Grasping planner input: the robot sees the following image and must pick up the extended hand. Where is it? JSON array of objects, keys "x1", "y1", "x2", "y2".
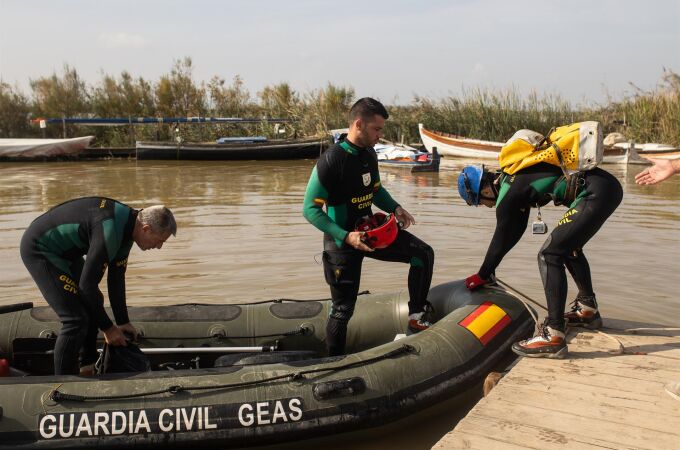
[
  {"x1": 635, "y1": 158, "x2": 679, "y2": 185},
  {"x1": 345, "y1": 231, "x2": 374, "y2": 252},
  {"x1": 103, "y1": 325, "x2": 128, "y2": 347},
  {"x1": 395, "y1": 206, "x2": 415, "y2": 230}
]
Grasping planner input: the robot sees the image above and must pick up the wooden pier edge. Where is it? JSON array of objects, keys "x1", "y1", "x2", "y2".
[{"x1": 434, "y1": 318, "x2": 680, "y2": 449}]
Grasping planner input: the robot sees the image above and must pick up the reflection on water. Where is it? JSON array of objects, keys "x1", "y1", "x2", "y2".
[{"x1": 0, "y1": 158, "x2": 679, "y2": 447}]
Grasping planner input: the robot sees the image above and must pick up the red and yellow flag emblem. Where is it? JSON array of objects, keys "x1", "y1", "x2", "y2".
[{"x1": 459, "y1": 301, "x2": 511, "y2": 345}]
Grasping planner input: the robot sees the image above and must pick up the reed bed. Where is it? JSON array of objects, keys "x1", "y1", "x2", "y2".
[{"x1": 1, "y1": 61, "x2": 678, "y2": 147}]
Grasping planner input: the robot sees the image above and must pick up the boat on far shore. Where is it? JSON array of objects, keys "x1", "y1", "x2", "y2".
[
  {"x1": 417, "y1": 124, "x2": 668, "y2": 165},
  {"x1": 0, "y1": 136, "x2": 94, "y2": 161},
  {"x1": 135, "y1": 136, "x2": 327, "y2": 160}
]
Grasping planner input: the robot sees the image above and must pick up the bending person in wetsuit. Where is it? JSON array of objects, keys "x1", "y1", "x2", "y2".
[
  {"x1": 20, "y1": 198, "x2": 176, "y2": 375},
  {"x1": 458, "y1": 163, "x2": 622, "y2": 358},
  {"x1": 303, "y1": 97, "x2": 435, "y2": 356}
]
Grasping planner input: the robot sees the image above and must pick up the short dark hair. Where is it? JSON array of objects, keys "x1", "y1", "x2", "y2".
[{"x1": 348, "y1": 97, "x2": 389, "y2": 124}]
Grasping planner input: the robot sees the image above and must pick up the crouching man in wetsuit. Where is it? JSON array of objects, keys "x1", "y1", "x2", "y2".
[
  {"x1": 303, "y1": 98, "x2": 435, "y2": 356},
  {"x1": 20, "y1": 197, "x2": 177, "y2": 375},
  {"x1": 458, "y1": 163, "x2": 622, "y2": 358}
]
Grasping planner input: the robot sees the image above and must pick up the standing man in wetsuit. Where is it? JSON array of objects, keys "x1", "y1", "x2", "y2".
[
  {"x1": 20, "y1": 197, "x2": 177, "y2": 375},
  {"x1": 303, "y1": 97, "x2": 435, "y2": 356},
  {"x1": 458, "y1": 163, "x2": 622, "y2": 358}
]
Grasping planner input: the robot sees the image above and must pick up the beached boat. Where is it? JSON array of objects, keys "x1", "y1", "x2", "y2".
[
  {"x1": 418, "y1": 124, "x2": 635, "y2": 164},
  {"x1": 0, "y1": 280, "x2": 533, "y2": 448},
  {"x1": 0, "y1": 136, "x2": 94, "y2": 161},
  {"x1": 135, "y1": 137, "x2": 326, "y2": 160},
  {"x1": 375, "y1": 143, "x2": 440, "y2": 172}
]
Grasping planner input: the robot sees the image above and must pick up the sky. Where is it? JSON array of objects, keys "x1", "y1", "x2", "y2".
[{"x1": 0, "y1": 0, "x2": 679, "y2": 106}]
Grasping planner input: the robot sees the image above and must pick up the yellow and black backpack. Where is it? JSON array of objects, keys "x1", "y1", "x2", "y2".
[{"x1": 498, "y1": 121, "x2": 603, "y2": 205}]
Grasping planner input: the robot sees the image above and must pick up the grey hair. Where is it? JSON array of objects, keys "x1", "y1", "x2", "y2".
[{"x1": 138, "y1": 205, "x2": 177, "y2": 236}]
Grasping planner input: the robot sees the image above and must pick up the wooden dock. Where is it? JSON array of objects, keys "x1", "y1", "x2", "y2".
[{"x1": 434, "y1": 319, "x2": 680, "y2": 449}]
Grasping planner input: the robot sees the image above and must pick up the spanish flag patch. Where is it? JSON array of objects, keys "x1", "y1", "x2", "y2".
[{"x1": 458, "y1": 301, "x2": 511, "y2": 345}]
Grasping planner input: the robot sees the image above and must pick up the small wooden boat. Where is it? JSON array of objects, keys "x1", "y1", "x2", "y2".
[
  {"x1": 418, "y1": 124, "x2": 635, "y2": 164},
  {"x1": 615, "y1": 143, "x2": 680, "y2": 162},
  {"x1": 0, "y1": 280, "x2": 533, "y2": 448},
  {"x1": 0, "y1": 136, "x2": 94, "y2": 161},
  {"x1": 135, "y1": 137, "x2": 326, "y2": 160}
]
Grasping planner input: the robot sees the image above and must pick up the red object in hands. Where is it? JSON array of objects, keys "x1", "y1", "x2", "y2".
[
  {"x1": 355, "y1": 213, "x2": 398, "y2": 249},
  {"x1": 0, "y1": 358, "x2": 9, "y2": 377},
  {"x1": 465, "y1": 273, "x2": 487, "y2": 290}
]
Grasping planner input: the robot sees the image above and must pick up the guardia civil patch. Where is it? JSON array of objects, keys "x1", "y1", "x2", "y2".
[{"x1": 362, "y1": 172, "x2": 371, "y2": 186}]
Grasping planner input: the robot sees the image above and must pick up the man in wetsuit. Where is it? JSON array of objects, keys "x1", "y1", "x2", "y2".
[
  {"x1": 458, "y1": 163, "x2": 622, "y2": 358},
  {"x1": 303, "y1": 97, "x2": 435, "y2": 356},
  {"x1": 20, "y1": 197, "x2": 177, "y2": 375}
]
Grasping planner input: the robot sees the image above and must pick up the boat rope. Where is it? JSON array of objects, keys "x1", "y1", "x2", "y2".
[
  {"x1": 139, "y1": 326, "x2": 307, "y2": 340},
  {"x1": 487, "y1": 278, "x2": 543, "y2": 326},
  {"x1": 247, "y1": 291, "x2": 370, "y2": 305},
  {"x1": 494, "y1": 278, "x2": 549, "y2": 314},
  {"x1": 49, "y1": 344, "x2": 417, "y2": 403}
]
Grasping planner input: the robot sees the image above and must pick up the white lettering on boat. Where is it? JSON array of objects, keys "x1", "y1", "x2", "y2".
[
  {"x1": 38, "y1": 399, "x2": 298, "y2": 440},
  {"x1": 237, "y1": 398, "x2": 304, "y2": 427}
]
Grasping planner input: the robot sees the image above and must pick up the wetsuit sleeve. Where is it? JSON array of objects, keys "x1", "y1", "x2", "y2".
[
  {"x1": 107, "y1": 242, "x2": 132, "y2": 325},
  {"x1": 478, "y1": 198, "x2": 530, "y2": 280},
  {"x1": 372, "y1": 176, "x2": 399, "y2": 213},
  {"x1": 78, "y1": 224, "x2": 114, "y2": 331},
  {"x1": 302, "y1": 166, "x2": 349, "y2": 243}
]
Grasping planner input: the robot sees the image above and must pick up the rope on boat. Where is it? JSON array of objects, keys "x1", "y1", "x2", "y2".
[
  {"x1": 247, "y1": 290, "x2": 370, "y2": 305},
  {"x1": 49, "y1": 344, "x2": 417, "y2": 403},
  {"x1": 140, "y1": 326, "x2": 307, "y2": 340}
]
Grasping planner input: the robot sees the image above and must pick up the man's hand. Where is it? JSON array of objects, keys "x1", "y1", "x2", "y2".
[
  {"x1": 394, "y1": 206, "x2": 415, "y2": 230},
  {"x1": 103, "y1": 325, "x2": 128, "y2": 347},
  {"x1": 118, "y1": 322, "x2": 139, "y2": 342},
  {"x1": 345, "y1": 231, "x2": 374, "y2": 252},
  {"x1": 635, "y1": 158, "x2": 680, "y2": 185}
]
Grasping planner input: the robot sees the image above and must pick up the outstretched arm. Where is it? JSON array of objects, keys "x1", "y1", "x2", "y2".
[{"x1": 635, "y1": 158, "x2": 680, "y2": 185}]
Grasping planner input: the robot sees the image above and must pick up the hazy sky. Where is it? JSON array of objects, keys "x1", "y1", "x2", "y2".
[{"x1": 1, "y1": 0, "x2": 678, "y2": 105}]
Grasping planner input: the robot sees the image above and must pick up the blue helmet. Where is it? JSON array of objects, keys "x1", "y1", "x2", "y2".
[{"x1": 457, "y1": 165, "x2": 485, "y2": 206}]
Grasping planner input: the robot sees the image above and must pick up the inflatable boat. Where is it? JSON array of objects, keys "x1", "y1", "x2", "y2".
[{"x1": 0, "y1": 280, "x2": 534, "y2": 448}]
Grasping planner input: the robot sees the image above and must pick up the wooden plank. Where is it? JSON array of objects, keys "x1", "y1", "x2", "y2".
[
  {"x1": 464, "y1": 399, "x2": 678, "y2": 449},
  {"x1": 447, "y1": 415, "x2": 646, "y2": 450}
]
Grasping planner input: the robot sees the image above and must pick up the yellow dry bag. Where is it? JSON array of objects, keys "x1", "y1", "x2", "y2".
[{"x1": 499, "y1": 121, "x2": 603, "y2": 176}]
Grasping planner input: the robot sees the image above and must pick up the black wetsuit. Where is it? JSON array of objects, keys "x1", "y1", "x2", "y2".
[
  {"x1": 20, "y1": 197, "x2": 137, "y2": 374},
  {"x1": 303, "y1": 139, "x2": 434, "y2": 356},
  {"x1": 479, "y1": 164, "x2": 622, "y2": 330}
]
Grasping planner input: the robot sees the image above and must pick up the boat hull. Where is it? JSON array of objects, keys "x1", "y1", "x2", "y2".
[
  {"x1": 0, "y1": 137, "x2": 94, "y2": 161},
  {"x1": 135, "y1": 138, "x2": 326, "y2": 160},
  {"x1": 0, "y1": 281, "x2": 534, "y2": 448}
]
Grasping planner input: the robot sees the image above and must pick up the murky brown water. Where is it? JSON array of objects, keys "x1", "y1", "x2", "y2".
[{"x1": 1, "y1": 158, "x2": 678, "y2": 447}]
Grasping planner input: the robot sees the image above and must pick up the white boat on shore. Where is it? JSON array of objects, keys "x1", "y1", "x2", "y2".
[
  {"x1": 417, "y1": 124, "x2": 656, "y2": 165},
  {"x1": 0, "y1": 136, "x2": 94, "y2": 160}
]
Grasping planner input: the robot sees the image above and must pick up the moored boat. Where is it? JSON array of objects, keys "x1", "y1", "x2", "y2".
[
  {"x1": 0, "y1": 280, "x2": 533, "y2": 448},
  {"x1": 0, "y1": 136, "x2": 94, "y2": 161},
  {"x1": 614, "y1": 142, "x2": 680, "y2": 162},
  {"x1": 135, "y1": 137, "x2": 326, "y2": 160},
  {"x1": 418, "y1": 124, "x2": 635, "y2": 164},
  {"x1": 375, "y1": 143, "x2": 440, "y2": 172}
]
